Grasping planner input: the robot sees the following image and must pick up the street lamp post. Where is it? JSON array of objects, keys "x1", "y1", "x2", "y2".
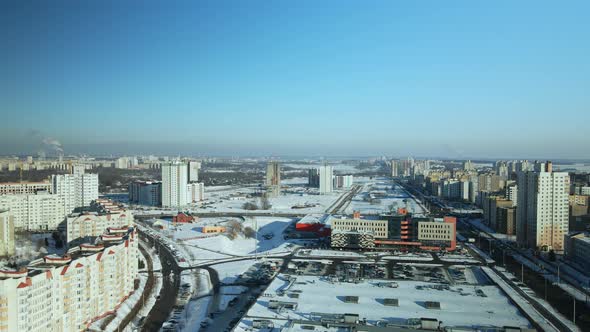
[{"x1": 573, "y1": 295, "x2": 576, "y2": 325}]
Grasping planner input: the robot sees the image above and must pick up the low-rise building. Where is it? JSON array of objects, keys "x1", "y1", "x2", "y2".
[
  {"x1": 417, "y1": 217, "x2": 457, "y2": 251},
  {"x1": 201, "y1": 226, "x2": 226, "y2": 234}
]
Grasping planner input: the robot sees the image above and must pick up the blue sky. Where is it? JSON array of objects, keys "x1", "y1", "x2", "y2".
[{"x1": 1, "y1": 1, "x2": 589, "y2": 158}]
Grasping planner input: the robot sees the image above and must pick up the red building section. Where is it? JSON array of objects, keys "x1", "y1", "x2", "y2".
[{"x1": 173, "y1": 213, "x2": 195, "y2": 223}]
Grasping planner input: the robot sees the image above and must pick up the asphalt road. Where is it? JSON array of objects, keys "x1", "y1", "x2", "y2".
[{"x1": 138, "y1": 233, "x2": 181, "y2": 331}]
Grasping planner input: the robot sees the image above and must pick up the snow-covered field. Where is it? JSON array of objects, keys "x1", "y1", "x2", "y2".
[
  {"x1": 179, "y1": 217, "x2": 295, "y2": 259},
  {"x1": 204, "y1": 189, "x2": 342, "y2": 214},
  {"x1": 213, "y1": 260, "x2": 255, "y2": 284},
  {"x1": 236, "y1": 274, "x2": 531, "y2": 330},
  {"x1": 345, "y1": 178, "x2": 427, "y2": 215}
]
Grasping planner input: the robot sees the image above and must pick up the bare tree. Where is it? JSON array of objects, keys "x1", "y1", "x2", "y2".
[
  {"x1": 244, "y1": 226, "x2": 256, "y2": 238},
  {"x1": 243, "y1": 201, "x2": 259, "y2": 210}
]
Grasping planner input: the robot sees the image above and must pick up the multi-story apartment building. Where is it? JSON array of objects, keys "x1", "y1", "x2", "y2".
[
  {"x1": 517, "y1": 162, "x2": 569, "y2": 251},
  {"x1": 497, "y1": 206, "x2": 517, "y2": 235},
  {"x1": 188, "y1": 161, "x2": 201, "y2": 183},
  {"x1": 506, "y1": 183, "x2": 518, "y2": 206},
  {"x1": 161, "y1": 161, "x2": 189, "y2": 207},
  {"x1": 333, "y1": 175, "x2": 354, "y2": 189},
  {"x1": 319, "y1": 165, "x2": 333, "y2": 194},
  {"x1": 0, "y1": 192, "x2": 65, "y2": 231},
  {"x1": 564, "y1": 232, "x2": 590, "y2": 270},
  {"x1": 390, "y1": 160, "x2": 398, "y2": 177},
  {"x1": 308, "y1": 169, "x2": 320, "y2": 187},
  {"x1": 0, "y1": 210, "x2": 15, "y2": 257},
  {"x1": 66, "y1": 199, "x2": 133, "y2": 245},
  {"x1": 187, "y1": 182, "x2": 205, "y2": 203},
  {"x1": 265, "y1": 161, "x2": 281, "y2": 197},
  {"x1": 51, "y1": 165, "x2": 99, "y2": 215},
  {"x1": 128, "y1": 180, "x2": 162, "y2": 206},
  {"x1": 0, "y1": 181, "x2": 52, "y2": 195},
  {"x1": 0, "y1": 228, "x2": 138, "y2": 332}
]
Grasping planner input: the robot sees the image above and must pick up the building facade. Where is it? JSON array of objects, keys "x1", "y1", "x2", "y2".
[
  {"x1": 161, "y1": 161, "x2": 189, "y2": 207},
  {"x1": 0, "y1": 210, "x2": 15, "y2": 257},
  {"x1": 51, "y1": 166, "x2": 99, "y2": 215},
  {"x1": 0, "y1": 193, "x2": 65, "y2": 231},
  {"x1": 0, "y1": 182, "x2": 52, "y2": 195},
  {"x1": 319, "y1": 165, "x2": 333, "y2": 194},
  {"x1": 0, "y1": 229, "x2": 138, "y2": 332},
  {"x1": 188, "y1": 161, "x2": 201, "y2": 183},
  {"x1": 66, "y1": 200, "x2": 133, "y2": 245},
  {"x1": 517, "y1": 163, "x2": 569, "y2": 251},
  {"x1": 564, "y1": 232, "x2": 590, "y2": 270},
  {"x1": 187, "y1": 182, "x2": 205, "y2": 203},
  {"x1": 128, "y1": 180, "x2": 162, "y2": 206},
  {"x1": 265, "y1": 161, "x2": 281, "y2": 197}
]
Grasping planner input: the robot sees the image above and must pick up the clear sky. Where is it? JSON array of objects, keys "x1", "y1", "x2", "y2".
[{"x1": 1, "y1": 1, "x2": 589, "y2": 159}]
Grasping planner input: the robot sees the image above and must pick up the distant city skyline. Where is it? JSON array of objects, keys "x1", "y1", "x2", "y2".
[{"x1": 2, "y1": 1, "x2": 589, "y2": 158}]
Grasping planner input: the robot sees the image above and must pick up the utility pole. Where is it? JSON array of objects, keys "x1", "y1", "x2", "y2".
[
  {"x1": 573, "y1": 295, "x2": 576, "y2": 324},
  {"x1": 521, "y1": 263, "x2": 524, "y2": 283}
]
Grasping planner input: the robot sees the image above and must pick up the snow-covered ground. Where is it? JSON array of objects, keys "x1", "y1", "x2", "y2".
[
  {"x1": 213, "y1": 260, "x2": 256, "y2": 284},
  {"x1": 236, "y1": 274, "x2": 531, "y2": 330},
  {"x1": 344, "y1": 178, "x2": 427, "y2": 215},
  {"x1": 172, "y1": 217, "x2": 294, "y2": 262}
]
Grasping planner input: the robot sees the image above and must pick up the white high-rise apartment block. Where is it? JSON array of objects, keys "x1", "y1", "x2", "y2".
[
  {"x1": 188, "y1": 161, "x2": 202, "y2": 182},
  {"x1": 0, "y1": 210, "x2": 15, "y2": 257},
  {"x1": 463, "y1": 160, "x2": 475, "y2": 172},
  {"x1": 506, "y1": 184, "x2": 518, "y2": 207},
  {"x1": 51, "y1": 165, "x2": 99, "y2": 215},
  {"x1": 162, "y1": 161, "x2": 189, "y2": 207},
  {"x1": 319, "y1": 165, "x2": 333, "y2": 194},
  {"x1": 187, "y1": 182, "x2": 205, "y2": 203},
  {"x1": 390, "y1": 160, "x2": 398, "y2": 177},
  {"x1": 0, "y1": 193, "x2": 65, "y2": 231},
  {"x1": 516, "y1": 162, "x2": 569, "y2": 251}
]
